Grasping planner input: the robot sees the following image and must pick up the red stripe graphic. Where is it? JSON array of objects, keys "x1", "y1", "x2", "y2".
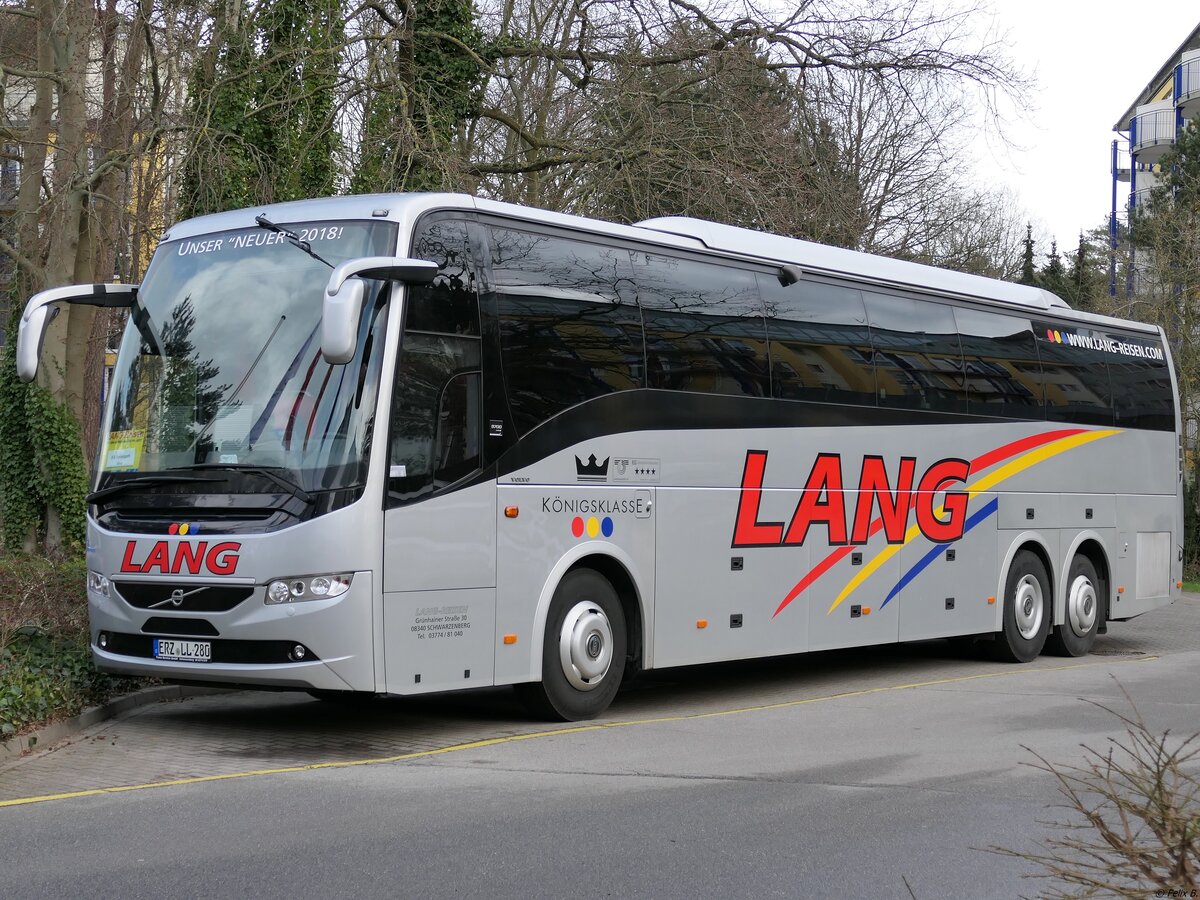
[{"x1": 771, "y1": 428, "x2": 1085, "y2": 618}]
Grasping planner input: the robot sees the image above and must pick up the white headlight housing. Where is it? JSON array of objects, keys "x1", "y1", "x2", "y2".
[
  {"x1": 87, "y1": 571, "x2": 110, "y2": 598},
  {"x1": 265, "y1": 573, "x2": 353, "y2": 604}
]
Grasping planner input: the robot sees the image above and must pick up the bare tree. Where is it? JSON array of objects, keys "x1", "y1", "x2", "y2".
[
  {"x1": 464, "y1": 0, "x2": 1025, "y2": 216},
  {"x1": 0, "y1": 0, "x2": 179, "y2": 551}
]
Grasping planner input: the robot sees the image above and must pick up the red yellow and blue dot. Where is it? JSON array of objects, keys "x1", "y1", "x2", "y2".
[{"x1": 571, "y1": 516, "x2": 614, "y2": 539}]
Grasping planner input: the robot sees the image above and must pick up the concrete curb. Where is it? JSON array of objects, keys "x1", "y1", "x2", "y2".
[{"x1": 0, "y1": 685, "x2": 229, "y2": 764}]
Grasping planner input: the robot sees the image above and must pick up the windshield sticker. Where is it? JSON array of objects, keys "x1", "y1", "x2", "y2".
[
  {"x1": 175, "y1": 226, "x2": 347, "y2": 256},
  {"x1": 105, "y1": 430, "x2": 145, "y2": 471}
]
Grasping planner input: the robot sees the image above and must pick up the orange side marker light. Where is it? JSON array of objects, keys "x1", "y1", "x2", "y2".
[
  {"x1": 862, "y1": 607, "x2": 872, "y2": 616},
  {"x1": 987, "y1": 596, "x2": 996, "y2": 605},
  {"x1": 1177, "y1": 581, "x2": 1184, "y2": 589},
  {"x1": 502, "y1": 634, "x2": 518, "y2": 645},
  {"x1": 504, "y1": 506, "x2": 519, "y2": 518},
  {"x1": 1117, "y1": 586, "x2": 1125, "y2": 594},
  {"x1": 696, "y1": 619, "x2": 708, "y2": 629}
]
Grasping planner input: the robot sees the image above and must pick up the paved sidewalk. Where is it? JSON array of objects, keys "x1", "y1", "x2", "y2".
[{"x1": 2, "y1": 596, "x2": 1196, "y2": 803}]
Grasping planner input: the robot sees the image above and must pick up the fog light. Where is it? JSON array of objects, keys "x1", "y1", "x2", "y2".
[
  {"x1": 290, "y1": 644, "x2": 306, "y2": 661},
  {"x1": 98, "y1": 632, "x2": 109, "y2": 649},
  {"x1": 267, "y1": 581, "x2": 290, "y2": 604}
]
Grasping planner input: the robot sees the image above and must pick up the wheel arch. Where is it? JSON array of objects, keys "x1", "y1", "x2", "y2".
[
  {"x1": 997, "y1": 532, "x2": 1056, "y2": 627},
  {"x1": 1059, "y1": 532, "x2": 1110, "y2": 627},
  {"x1": 567, "y1": 555, "x2": 644, "y2": 677},
  {"x1": 524, "y1": 543, "x2": 649, "y2": 683}
]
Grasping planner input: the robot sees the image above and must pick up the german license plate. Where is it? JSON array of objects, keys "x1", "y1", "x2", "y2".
[{"x1": 153, "y1": 638, "x2": 212, "y2": 663}]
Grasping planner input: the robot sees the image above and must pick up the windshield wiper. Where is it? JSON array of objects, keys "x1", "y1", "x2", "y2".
[
  {"x1": 87, "y1": 473, "x2": 224, "y2": 504},
  {"x1": 255, "y1": 214, "x2": 333, "y2": 269},
  {"x1": 174, "y1": 464, "x2": 313, "y2": 503}
]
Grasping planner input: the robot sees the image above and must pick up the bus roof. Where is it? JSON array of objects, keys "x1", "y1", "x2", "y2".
[
  {"x1": 634, "y1": 216, "x2": 1069, "y2": 312},
  {"x1": 163, "y1": 192, "x2": 1158, "y2": 335}
]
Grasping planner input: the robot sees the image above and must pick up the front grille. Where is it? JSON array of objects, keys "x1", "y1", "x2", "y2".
[
  {"x1": 141, "y1": 617, "x2": 220, "y2": 637},
  {"x1": 115, "y1": 582, "x2": 254, "y2": 612},
  {"x1": 103, "y1": 632, "x2": 317, "y2": 665}
]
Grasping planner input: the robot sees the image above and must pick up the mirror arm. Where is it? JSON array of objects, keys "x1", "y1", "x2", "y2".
[
  {"x1": 16, "y1": 283, "x2": 139, "y2": 383},
  {"x1": 21, "y1": 283, "x2": 138, "y2": 322},
  {"x1": 324, "y1": 257, "x2": 438, "y2": 296}
]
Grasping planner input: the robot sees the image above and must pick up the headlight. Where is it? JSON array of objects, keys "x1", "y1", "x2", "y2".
[
  {"x1": 88, "y1": 571, "x2": 110, "y2": 598},
  {"x1": 265, "y1": 573, "x2": 353, "y2": 604}
]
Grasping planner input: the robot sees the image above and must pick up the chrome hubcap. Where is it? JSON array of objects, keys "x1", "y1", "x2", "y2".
[
  {"x1": 1013, "y1": 574, "x2": 1044, "y2": 640},
  {"x1": 558, "y1": 601, "x2": 613, "y2": 692},
  {"x1": 1066, "y1": 574, "x2": 1097, "y2": 637}
]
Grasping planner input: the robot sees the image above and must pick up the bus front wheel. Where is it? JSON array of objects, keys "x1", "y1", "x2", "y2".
[
  {"x1": 991, "y1": 550, "x2": 1050, "y2": 663},
  {"x1": 1045, "y1": 556, "x2": 1101, "y2": 657},
  {"x1": 516, "y1": 569, "x2": 627, "y2": 722}
]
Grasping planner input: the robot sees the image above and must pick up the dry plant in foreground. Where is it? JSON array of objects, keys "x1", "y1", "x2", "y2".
[{"x1": 992, "y1": 685, "x2": 1199, "y2": 898}]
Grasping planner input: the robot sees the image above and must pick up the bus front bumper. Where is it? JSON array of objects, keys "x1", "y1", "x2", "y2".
[
  {"x1": 88, "y1": 572, "x2": 377, "y2": 693},
  {"x1": 91, "y1": 645, "x2": 359, "y2": 691}
]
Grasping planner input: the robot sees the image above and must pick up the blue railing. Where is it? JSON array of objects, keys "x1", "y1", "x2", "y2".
[
  {"x1": 1132, "y1": 108, "x2": 1177, "y2": 150},
  {"x1": 1178, "y1": 59, "x2": 1200, "y2": 103}
]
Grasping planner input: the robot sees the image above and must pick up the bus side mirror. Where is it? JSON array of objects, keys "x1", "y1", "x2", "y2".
[
  {"x1": 322, "y1": 256, "x2": 438, "y2": 364},
  {"x1": 16, "y1": 283, "x2": 137, "y2": 382}
]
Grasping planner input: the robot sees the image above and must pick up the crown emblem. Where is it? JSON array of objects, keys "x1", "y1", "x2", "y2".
[{"x1": 575, "y1": 454, "x2": 610, "y2": 481}]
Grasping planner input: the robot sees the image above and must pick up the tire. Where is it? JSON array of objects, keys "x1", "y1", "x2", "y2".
[
  {"x1": 515, "y1": 569, "x2": 627, "y2": 721},
  {"x1": 991, "y1": 550, "x2": 1051, "y2": 662},
  {"x1": 1045, "y1": 556, "x2": 1102, "y2": 657}
]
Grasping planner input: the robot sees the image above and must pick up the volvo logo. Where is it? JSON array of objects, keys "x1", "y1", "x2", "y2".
[{"x1": 148, "y1": 586, "x2": 206, "y2": 609}]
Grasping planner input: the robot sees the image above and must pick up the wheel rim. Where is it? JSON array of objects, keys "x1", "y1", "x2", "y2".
[
  {"x1": 1013, "y1": 574, "x2": 1044, "y2": 640},
  {"x1": 558, "y1": 601, "x2": 613, "y2": 692},
  {"x1": 1066, "y1": 574, "x2": 1097, "y2": 637}
]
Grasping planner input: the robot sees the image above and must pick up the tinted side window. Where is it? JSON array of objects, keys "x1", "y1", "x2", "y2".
[
  {"x1": 629, "y1": 252, "x2": 768, "y2": 397},
  {"x1": 1033, "y1": 323, "x2": 1114, "y2": 426},
  {"x1": 389, "y1": 335, "x2": 481, "y2": 502},
  {"x1": 1107, "y1": 334, "x2": 1174, "y2": 431},
  {"x1": 759, "y1": 276, "x2": 875, "y2": 406},
  {"x1": 953, "y1": 307, "x2": 1043, "y2": 419},
  {"x1": 490, "y1": 228, "x2": 643, "y2": 435},
  {"x1": 408, "y1": 219, "x2": 481, "y2": 335},
  {"x1": 864, "y1": 293, "x2": 964, "y2": 413},
  {"x1": 390, "y1": 217, "x2": 484, "y2": 504}
]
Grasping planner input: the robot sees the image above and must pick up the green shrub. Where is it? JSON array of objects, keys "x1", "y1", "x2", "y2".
[{"x1": 0, "y1": 552, "x2": 144, "y2": 738}]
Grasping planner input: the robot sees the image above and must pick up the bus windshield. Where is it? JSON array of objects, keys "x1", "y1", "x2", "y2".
[{"x1": 101, "y1": 219, "x2": 398, "y2": 493}]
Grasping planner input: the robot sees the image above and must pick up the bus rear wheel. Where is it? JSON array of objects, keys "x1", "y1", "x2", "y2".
[
  {"x1": 516, "y1": 569, "x2": 627, "y2": 722},
  {"x1": 1045, "y1": 556, "x2": 1101, "y2": 657},
  {"x1": 991, "y1": 550, "x2": 1050, "y2": 663}
]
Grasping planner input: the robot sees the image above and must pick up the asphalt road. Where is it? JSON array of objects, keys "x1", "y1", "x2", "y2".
[{"x1": 2, "y1": 597, "x2": 1198, "y2": 899}]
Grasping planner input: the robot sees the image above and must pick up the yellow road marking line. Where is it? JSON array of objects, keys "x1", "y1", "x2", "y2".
[{"x1": 0, "y1": 653, "x2": 1158, "y2": 810}]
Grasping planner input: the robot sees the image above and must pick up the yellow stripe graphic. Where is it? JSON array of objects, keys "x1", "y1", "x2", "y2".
[{"x1": 827, "y1": 429, "x2": 1119, "y2": 614}]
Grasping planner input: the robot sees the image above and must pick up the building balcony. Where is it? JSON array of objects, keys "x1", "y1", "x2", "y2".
[
  {"x1": 1178, "y1": 49, "x2": 1200, "y2": 121},
  {"x1": 1130, "y1": 100, "x2": 1178, "y2": 161},
  {"x1": 1129, "y1": 167, "x2": 1161, "y2": 212},
  {"x1": 1131, "y1": 186, "x2": 1157, "y2": 211}
]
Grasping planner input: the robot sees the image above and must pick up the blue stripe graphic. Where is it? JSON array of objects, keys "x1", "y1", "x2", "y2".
[{"x1": 879, "y1": 498, "x2": 1000, "y2": 609}]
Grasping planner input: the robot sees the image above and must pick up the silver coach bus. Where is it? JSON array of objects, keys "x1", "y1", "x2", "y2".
[{"x1": 16, "y1": 194, "x2": 1183, "y2": 720}]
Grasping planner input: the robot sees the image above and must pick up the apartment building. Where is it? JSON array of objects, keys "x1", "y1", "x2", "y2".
[{"x1": 1113, "y1": 21, "x2": 1200, "y2": 214}]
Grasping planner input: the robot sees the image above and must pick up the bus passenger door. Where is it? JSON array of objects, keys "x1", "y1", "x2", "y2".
[
  {"x1": 381, "y1": 217, "x2": 497, "y2": 695},
  {"x1": 381, "y1": 359, "x2": 496, "y2": 695}
]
